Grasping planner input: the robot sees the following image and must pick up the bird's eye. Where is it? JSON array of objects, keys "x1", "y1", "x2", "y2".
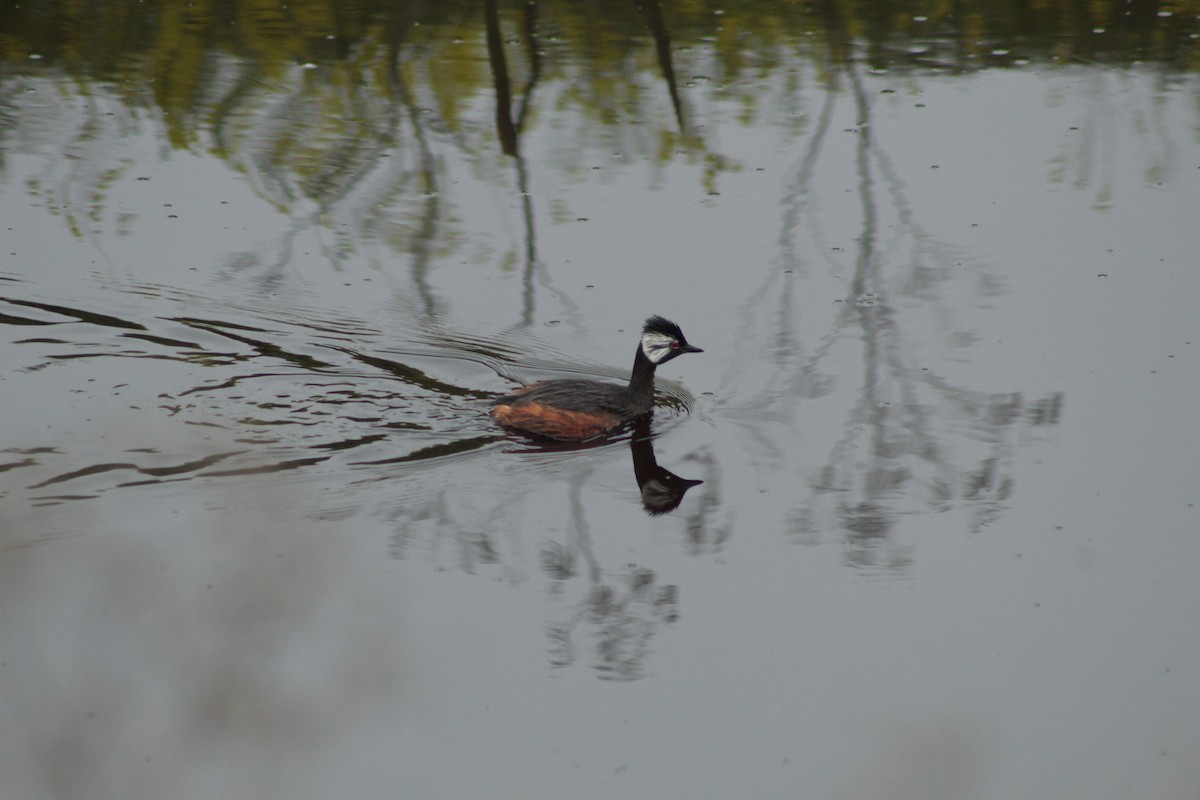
[{"x1": 670, "y1": 341, "x2": 680, "y2": 349}]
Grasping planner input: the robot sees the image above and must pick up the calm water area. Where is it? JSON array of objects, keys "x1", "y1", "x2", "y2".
[{"x1": 2, "y1": 2, "x2": 1199, "y2": 798}]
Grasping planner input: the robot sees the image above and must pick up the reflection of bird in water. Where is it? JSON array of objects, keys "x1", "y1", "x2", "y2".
[
  {"x1": 492, "y1": 316, "x2": 702, "y2": 441},
  {"x1": 630, "y1": 420, "x2": 703, "y2": 516}
]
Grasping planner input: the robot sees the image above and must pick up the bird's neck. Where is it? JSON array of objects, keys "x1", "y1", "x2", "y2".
[{"x1": 627, "y1": 346, "x2": 658, "y2": 415}]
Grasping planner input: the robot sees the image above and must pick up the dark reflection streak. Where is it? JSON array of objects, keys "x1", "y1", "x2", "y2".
[
  {"x1": 635, "y1": 0, "x2": 685, "y2": 134},
  {"x1": 485, "y1": 0, "x2": 548, "y2": 327},
  {"x1": 121, "y1": 332, "x2": 204, "y2": 349},
  {"x1": 392, "y1": 335, "x2": 524, "y2": 365},
  {"x1": 516, "y1": 163, "x2": 539, "y2": 325},
  {"x1": 171, "y1": 317, "x2": 272, "y2": 333},
  {"x1": 322, "y1": 343, "x2": 492, "y2": 398},
  {"x1": 513, "y1": 2, "x2": 543, "y2": 136},
  {"x1": 514, "y1": 4, "x2": 547, "y2": 327},
  {"x1": 0, "y1": 312, "x2": 55, "y2": 326},
  {"x1": 176, "y1": 318, "x2": 333, "y2": 370},
  {"x1": 485, "y1": 0, "x2": 518, "y2": 158},
  {"x1": 115, "y1": 478, "x2": 192, "y2": 489},
  {"x1": 846, "y1": 55, "x2": 895, "y2": 549},
  {"x1": 46, "y1": 353, "x2": 200, "y2": 363},
  {"x1": 202, "y1": 456, "x2": 329, "y2": 477},
  {"x1": 0, "y1": 297, "x2": 145, "y2": 331},
  {"x1": 386, "y1": 1, "x2": 442, "y2": 318},
  {"x1": 27, "y1": 451, "x2": 246, "y2": 489},
  {"x1": 30, "y1": 496, "x2": 96, "y2": 505},
  {"x1": 352, "y1": 435, "x2": 499, "y2": 466},
  {"x1": 177, "y1": 372, "x2": 293, "y2": 397},
  {"x1": 311, "y1": 434, "x2": 389, "y2": 452}
]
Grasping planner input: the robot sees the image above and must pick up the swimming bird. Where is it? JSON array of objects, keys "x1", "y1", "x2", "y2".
[{"x1": 491, "y1": 316, "x2": 703, "y2": 441}]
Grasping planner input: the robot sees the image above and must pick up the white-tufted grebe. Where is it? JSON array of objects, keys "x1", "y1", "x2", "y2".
[{"x1": 491, "y1": 316, "x2": 703, "y2": 441}]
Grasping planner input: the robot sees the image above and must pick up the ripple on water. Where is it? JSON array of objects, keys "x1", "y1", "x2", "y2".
[{"x1": 2, "y1": 288, "x2": 703, "y2": 530}]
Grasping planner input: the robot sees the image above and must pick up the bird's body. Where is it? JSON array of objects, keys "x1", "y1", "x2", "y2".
[{"x1": 491, "y1": 316, "x2": 702, "y2": 441}]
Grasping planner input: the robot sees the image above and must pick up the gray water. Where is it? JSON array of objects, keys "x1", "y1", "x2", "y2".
[{"x1": 3, "y1": 4, "x2": 1199, "y2": 799}]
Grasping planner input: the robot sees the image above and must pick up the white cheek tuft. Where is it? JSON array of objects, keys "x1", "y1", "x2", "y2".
[{"x1": 641, "y1": 332, "x2": 676, "y2": 364}]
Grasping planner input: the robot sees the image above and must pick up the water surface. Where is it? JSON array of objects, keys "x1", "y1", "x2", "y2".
[{"x1": 3, "y1": 3, "x2": 1199, "y2": 799}]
